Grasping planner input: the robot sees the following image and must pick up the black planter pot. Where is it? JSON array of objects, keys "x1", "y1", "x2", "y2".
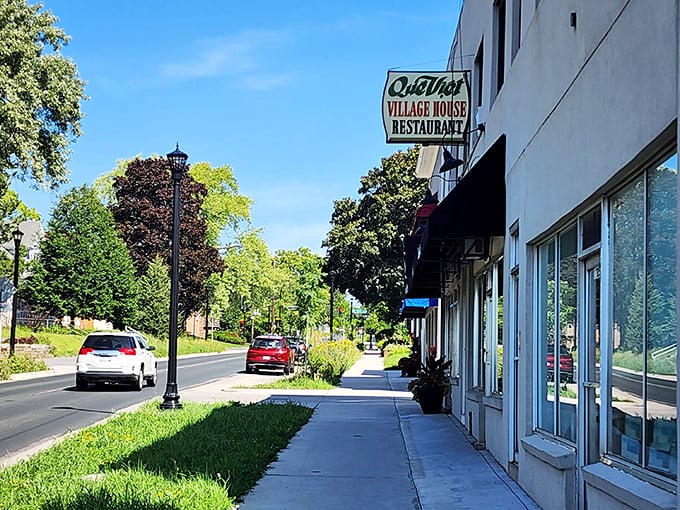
[{"x1": 416, "y1": 386, "x2": 445, "y2": 414}]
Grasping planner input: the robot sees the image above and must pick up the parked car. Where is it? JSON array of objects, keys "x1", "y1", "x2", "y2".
[
  {"x1": 285, "y1": 336, "x2": 307, "y2": 363},
  {"x1": 246, "y1": 335, "x2": 295, "y2": 375},
  {"x1": 546, "y1": 344, "x2": 574, "y2": 383},
  {"x1": 75, "y1": 330, "x2": 158, "y2": 391}
]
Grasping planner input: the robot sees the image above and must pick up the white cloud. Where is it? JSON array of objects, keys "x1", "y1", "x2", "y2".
[{"x1": 161, "y1": 29, "x2": 290, "y2": 80}]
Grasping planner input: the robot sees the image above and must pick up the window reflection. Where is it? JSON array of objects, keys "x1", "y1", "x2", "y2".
[{"x1": 610, "y1": 154, "x2": 677, "y2": 480}]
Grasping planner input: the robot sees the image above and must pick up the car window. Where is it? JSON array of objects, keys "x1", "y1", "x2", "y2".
[
  {"x1": 83, "y1": 335, "x2": 134, "y2": 350},
  {"x1": 253, "y1": 338, "x2": 282, "y2": 348},
  {"x1": 136, "y1": 335, "x2": 149, "y2": 350}
]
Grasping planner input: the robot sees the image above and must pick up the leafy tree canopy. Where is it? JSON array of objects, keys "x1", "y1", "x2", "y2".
[
  {"x1": 323, "y1": 147, "x2": 427, "y2": 323},
  {"x1": 0, "y1": 0, "x2": 86, "y2": 188},
  {"x1": 189, "y1": 162, "x2": 252, "y2": 245},
  {"x1": 24, "y1": 185, "x2": 138, "y2": 328}
]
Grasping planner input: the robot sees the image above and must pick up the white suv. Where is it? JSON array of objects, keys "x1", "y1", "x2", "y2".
[{"x1": 75, "y1": 331, "x2": 158, "y2": 391}]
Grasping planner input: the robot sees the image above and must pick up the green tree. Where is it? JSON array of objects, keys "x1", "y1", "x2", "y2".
[
  {"x1": 214, "y1": 231, "x2": 272, "y2": 337},
  {"x1": 273, "y1": 248, "x2": 325, "y2": 336},
  {"x1": 189, "y1": 162, "x2": 252, "y2": 245},
  {"x1": 136, "y1": 256, "x2": 170, "y2": 338},
  {"x1": 0, "y1": 0, "x2": 86, "y2": 188},
  {"x1": 323, "y1": 147, "x2": 427, "y2": 323},
  {"x1": 0, "y1": 189, "x2": 40, "y2": 241},
  {"x1": 24, "y1": 185, "x2": 138, "y2": 329}
]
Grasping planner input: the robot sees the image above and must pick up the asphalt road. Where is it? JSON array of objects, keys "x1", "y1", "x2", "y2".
[{"x1": 0, "y1": 350, "x2": 247, "y2": 463}]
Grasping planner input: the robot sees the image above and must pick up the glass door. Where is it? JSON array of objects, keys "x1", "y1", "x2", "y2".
[{"x1": 579, "y1": 256, "x2": 601, "y2": 508}]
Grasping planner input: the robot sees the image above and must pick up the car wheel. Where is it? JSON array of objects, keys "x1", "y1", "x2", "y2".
[
  {"x1": 75, "y1": 375, "x2": 88, "y2": 391},
  {"x1": 284, "y1": 364, "x2": 290, "y2": 375},
  {"x1": 134, "y1": 369, "x2": 144, "y2": 391},
  {"x1": 147, "y1": 368, "x2": 157, "y2": 387},
  {"x1": 246, "y1": 365, "x2": 252, "y2": 374}
]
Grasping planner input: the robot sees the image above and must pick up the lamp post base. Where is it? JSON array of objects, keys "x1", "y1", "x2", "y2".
[{"x1": 160, "y1": 385, "x2": 182, "y2": 410}]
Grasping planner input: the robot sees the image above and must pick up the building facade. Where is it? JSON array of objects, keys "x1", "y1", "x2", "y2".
[{"x1": 404, "y1": 2, "x2": 679, "y2": 509}]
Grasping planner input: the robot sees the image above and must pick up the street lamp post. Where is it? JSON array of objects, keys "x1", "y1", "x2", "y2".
[
  {"x1": 160, "y1": 144, "x2": 188, "y2": 411},
  {"x1": 8, "y1": 229, "x2": 23, "y2": 357},
  {"x1": 329, "y1": 270, "x2": 336, "y2": 340}
]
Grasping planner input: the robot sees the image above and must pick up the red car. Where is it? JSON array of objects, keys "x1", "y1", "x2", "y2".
[
  {"x1": 547, "y1": 344, "x2": 574, "y2": 383},
  {"x1": 246, "y1": 335, "x2": 295, "y2": 375}
]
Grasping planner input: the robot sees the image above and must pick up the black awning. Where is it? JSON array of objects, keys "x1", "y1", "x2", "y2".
[
  {"x1": 426, "y1": 134, "x2": 506, "y2": 241},
  {"x1": 404, "y1": 135, "x2": 506, "y2": 294}
]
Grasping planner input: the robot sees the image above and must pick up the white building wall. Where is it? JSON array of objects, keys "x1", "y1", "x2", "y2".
[{"x1": 440, "y1": 1, "x2": 679, "y2": 509}]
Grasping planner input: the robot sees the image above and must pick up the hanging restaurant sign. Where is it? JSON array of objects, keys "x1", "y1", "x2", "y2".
[{"x1": 382, "y1": 70, "x2": 470, "y2": 144}]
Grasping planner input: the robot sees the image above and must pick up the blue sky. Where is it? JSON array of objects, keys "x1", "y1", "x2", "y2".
[{"x1": 14, "y1": 1, "x2": 461, "y2": 253}]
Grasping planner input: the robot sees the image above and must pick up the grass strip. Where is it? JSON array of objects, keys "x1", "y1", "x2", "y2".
[
  {"x1": 248, "y1": 374, "x2": 335, "y2": 390},
  {"x1": 0, "y1": 400, "x2": 313, "y2": 510}
]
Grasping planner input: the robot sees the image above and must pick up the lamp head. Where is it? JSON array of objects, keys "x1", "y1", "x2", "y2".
[
  {"x1": 167, "y1": 143, "x2": 189, "y2": 180},
  {"x1": 12, "y1": 229, "x2": 23, "y2": 244},
  {"x1": 439, "y1": 147, "x2": 464, "y2": 173}
]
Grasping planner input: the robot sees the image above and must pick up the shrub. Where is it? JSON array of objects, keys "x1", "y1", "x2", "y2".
[
  {"x1": 17, "y1": 335, "x2": 40, "y2": 344},
  {"x1": 0, "y1": 360, "x2": 10, "y2": 380},
  {"x1": 212, "y1": 330, "x2": 244, "y2": 344},
  {"x1": 307, "y1": 340, "x2": 361, "y2": 384},
  {"x1": 384, "y1": 345, "x2": 412, "y2": 370},
  {"x1": 0, "y1": 353, "x2": 48, "y2": 380}
]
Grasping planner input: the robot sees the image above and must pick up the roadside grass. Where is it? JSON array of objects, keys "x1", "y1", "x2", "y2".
[
  {"x1": 249, "y1": 373, "x2": 335, "y2": 390},
  {"x1": 547, "y1": 383, "x2": 577, "y2": 399},
  {"x1": 7, "y1": 325, "x2": 236, "y2": 359},
  {"x1": 0, "y1": 400, "x2": 313, "y2": 510}
]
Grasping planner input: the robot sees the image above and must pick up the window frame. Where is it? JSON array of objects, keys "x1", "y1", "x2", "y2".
[{"x1": 603, "y1": 148, "x2": 678, "y2": 488}]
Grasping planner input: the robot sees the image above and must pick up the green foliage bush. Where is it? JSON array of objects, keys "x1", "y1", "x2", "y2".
[
  {"x1": 307, "y1": 340, "x2": 361, "y2": 385},
  {"x1": 212, "y1": 330, "x2": 244, "y2": 344},
  {"x1": 613, "y1": 349, "x2": 677, "y2": 375},
  {"x1": 384, "y1": 345, "x2": 412, "y2": 370},
  {"x1": 0, "y1": 354, "x2": 48, "y2": 380},
  {"x1": 0, "y1": 360, "x2": 10, "y2": 380}
]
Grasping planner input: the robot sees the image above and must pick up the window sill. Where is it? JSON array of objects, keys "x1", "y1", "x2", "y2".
[
  {"x1": 521, "y1": 434, "x2": 575, "y2": 470},
  {"x1": 483, "y1": 394, "x2": 503, "y2": 410},
  {"x1": 466, "y1": 388, "x2": 484, "y2": 402},
  {"x1": 582, "y1": 463, "x2": 676, "y2": 510}
]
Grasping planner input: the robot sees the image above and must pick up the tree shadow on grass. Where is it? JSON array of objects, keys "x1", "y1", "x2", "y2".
[
  {"x1": 41, "y1": 488, "x2": 177, "y2": 510},
  {"x1": 38, "y1": 401, "x2": 311, "y2": 509}
]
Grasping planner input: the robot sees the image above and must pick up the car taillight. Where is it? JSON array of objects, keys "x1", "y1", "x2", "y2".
[
  {"x1": 79, "y1": 347, "x2": 94, "y2": 355},
  {"x1": 119, "y1": 348, "x2": 136, "y2": 355}
]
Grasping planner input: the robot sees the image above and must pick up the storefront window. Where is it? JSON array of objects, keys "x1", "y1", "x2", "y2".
[
  {"x1": 474, "y1": 262, "x2": 503, "y2": 395},
  {"x1": 537, "y1": 226, "x2": 578, "y2": 441},
  {"x1": 610, "y1": 153, "x2": 677, "y2": 480}
]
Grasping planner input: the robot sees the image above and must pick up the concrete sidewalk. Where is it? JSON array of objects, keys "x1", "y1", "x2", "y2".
[{"x1": 231, "y1": 352, "x2": 540, "y2": 510}]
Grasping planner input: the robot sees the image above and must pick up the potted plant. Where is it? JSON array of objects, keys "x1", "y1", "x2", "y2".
[{"x1": 407, "y1": 354, "x2": 452, "y2": 414}]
